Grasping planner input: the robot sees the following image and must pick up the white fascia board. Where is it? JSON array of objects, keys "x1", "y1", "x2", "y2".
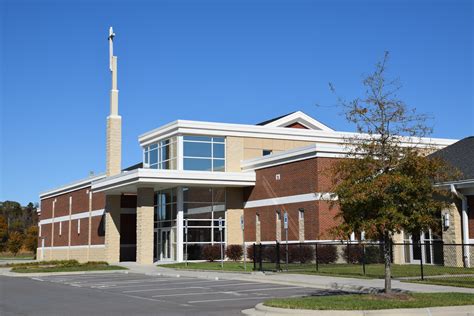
[
  {"x1": 241, "y1": 144, "x2": 350, "y2": 170},
  {"x1": 137, "y1": 119, "x2": 457, "y2": 149},
  {"x1": 435, "y1": 178, "x2": 474, "y2": 190},
  {"x1": 263, "y1": 111, "x2": 334, "y2": 131},
  {"x1": 40, "y1": 174, "x2": 106, "y2": 200},
  {"x1": 91, "y1": 168, "x2": 256, "y2": 193}
]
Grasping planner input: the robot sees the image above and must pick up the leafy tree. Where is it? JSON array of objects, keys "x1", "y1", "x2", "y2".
[
  {"x1": 329, "y1": 52, "x2": 456, "y2": 292},
  {"x1": 23, "y1": 226, "x2": 39, "y2": 255},
  {"x1": 7, "y1": 231, "x2": 24, "y2": 256},
  {"x1": 0, "y1": 216, "x2": 8, "y2": 252}
]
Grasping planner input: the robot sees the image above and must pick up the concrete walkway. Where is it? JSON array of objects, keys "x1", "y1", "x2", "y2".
[
  {"x1": 117, "y1": 262, "x2": 474, "y2": 294},
  {"x1": 242, "y1": 303, "x2": 474, "y2": 316}
]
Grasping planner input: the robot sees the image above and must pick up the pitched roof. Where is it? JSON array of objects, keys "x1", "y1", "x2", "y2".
[
  {"x1": 255, "y1": 111, "x2": 334, "y2": 131},
  {"x1": 256, "y1": 112, "x2": 297, "y2": 126},
  {"x1": 430, "y1": 136, "x2": 474, "y2": 180}
]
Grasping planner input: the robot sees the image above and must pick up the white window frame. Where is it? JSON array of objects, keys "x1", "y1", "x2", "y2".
[
  {"x1": 182, "y1": 136, "x2": 226, "y2": 172},
  {"x1": 59, "y1": 221, "x2": 62, "y2": 236},
  {"x1": 77, "y1": 219, "x2": 81, "y2": 234}
]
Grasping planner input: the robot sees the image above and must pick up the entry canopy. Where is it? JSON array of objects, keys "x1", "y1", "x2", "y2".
[{"x1": 91, "y1": 168, "x2": 256, "y2": 195}]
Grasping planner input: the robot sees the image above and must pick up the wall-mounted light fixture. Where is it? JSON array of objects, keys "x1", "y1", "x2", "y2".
[{"x1": 443, "y1": 213, "x2": 450, "y2": 230}]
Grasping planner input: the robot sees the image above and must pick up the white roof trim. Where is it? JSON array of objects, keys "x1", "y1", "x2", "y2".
[
  {"x1": 241, "y1": 144, "x2": 349, "y2": 170},
  {"x1": 40, "y1": 174, "x2": 106, "y2": 199},
  {"x1": 262, "y1": 111, "x2": 334, "y2": 131},
  {"x1": 91, "y1": 168, "x2": 256, "y2": 193},
  {"x1": 138, "y1": 119, "x2": 456, "y2": 149}
]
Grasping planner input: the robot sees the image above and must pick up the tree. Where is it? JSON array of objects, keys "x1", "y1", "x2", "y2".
[
  {"x1": 7, "y1": 231, "x2": 24, "y2": 256},
  {"x1": 23, "y1": 226, "x2": 39, "y2": 255},
  {"x1": 329, "y1": 52, "x2": 456, "y2": 293},
  {"x1": 0, "y1": 216, "x2": 8, "y2": 252}
]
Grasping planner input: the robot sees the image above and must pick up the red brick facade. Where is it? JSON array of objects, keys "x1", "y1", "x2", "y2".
[
  {"x1": 244, "y1": 157, "x2": 342, "y2": 242},
  {"x1": 468, "y1": 196, "x2": 474, "y2": 239},
  {"x1": 38, "y1": 186, "x2": 106, "y2": 248}
]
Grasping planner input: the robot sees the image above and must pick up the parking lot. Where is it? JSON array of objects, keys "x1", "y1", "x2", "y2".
[{"x1": 1, "y1": 272, "x2": 331, "y2": 315}]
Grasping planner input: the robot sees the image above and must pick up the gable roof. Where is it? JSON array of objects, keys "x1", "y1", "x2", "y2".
[
  {"x1": 430, "y1": 136, "x2": 474, "y2": 180},
  {"x1": 255, "y1": 111, "x2": 334, "y2": 131}
]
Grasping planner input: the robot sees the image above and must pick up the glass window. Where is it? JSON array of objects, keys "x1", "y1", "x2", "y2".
[
  {"x1": 143, "y1": 138, "x2": 177, "y2": 170},
  {"x1": 184, "y1": 158, "x2": 212, "y2": 171},
  {"x1": 183, "y1": 136, "x2": 226, "y2": 172},
  {"x1": 263, "y1": 149, "x2": 273, "y2": 156},
  {"x1": 183, "y1": 187, "x2": 226, "y2": 245}
]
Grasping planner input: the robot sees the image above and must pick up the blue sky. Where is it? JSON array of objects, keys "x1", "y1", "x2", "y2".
[{"x1": 1, "y1": 0, "x2": 473, "y2": 205}]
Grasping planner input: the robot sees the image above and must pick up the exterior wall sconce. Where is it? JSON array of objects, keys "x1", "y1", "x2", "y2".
[{"x1": 443, "y1": 213, "x2": 450, "y2": 230}]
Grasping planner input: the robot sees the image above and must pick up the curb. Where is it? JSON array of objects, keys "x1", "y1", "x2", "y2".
[
  {"x1": 242, "y1": 303, "x2": 474, "y2": 316},
  {"x1": 0, "y1": 268, "x2": 129, "y2": 278}
]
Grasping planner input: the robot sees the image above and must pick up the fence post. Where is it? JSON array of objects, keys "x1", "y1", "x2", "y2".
[
  {"x1": 362, "y1": 243, "x2": 366, "y2": 276},
  {"x1": 419, "y1": 241, "x2": 424, "y2": 280},
  {"x1": 253, "y1": 243, "x2": 256, "y2": 271},
  {"x1": 258, "y1": 243, "x2": 263, "y2": 272},
  {"x1": 276, "y1": 241, "x2": 280, "y2": 271},
  {"x1": 315, "y1": 243, "x2": 319, "y2": 272}
]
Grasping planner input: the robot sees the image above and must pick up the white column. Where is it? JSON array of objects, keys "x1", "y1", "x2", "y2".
[
  {"x1": 176, "y1": 186, "x2": 184, "y2": 262},
  {"x1": 177, "y1": 135, "x2": 184, "y2": 171}
]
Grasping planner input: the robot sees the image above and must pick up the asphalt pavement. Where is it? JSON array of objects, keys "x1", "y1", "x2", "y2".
[{"x1": 0, "y1": 272, "x2": 338, "y2": 315}]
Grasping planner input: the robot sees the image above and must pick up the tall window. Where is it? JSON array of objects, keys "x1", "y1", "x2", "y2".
[
  {"x1": 183, "y1": 187, "x2": 226, "y2": 245},
  {"x1": 144, "y1": 137, "x2": 177, "y2": 170},
  {"x1": 155, "y1": 188, "x2": 177, "y2": 228},
  {"x1": 183, "y1": 136, "x2": 225, "y2": 172}
]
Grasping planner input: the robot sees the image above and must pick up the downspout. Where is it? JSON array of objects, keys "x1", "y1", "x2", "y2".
[{"x1": 450, "y1": 184, "x2": 470, "y2": 268}]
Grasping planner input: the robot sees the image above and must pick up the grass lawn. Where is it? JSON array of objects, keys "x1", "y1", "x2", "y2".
[
  {"x1": 7, "y1": 260, "x2": 127, "y2": 273},
  {"x1": 0, "y1": 252, "x2": 35, "y2": 260},
  {"x1": 162, "y1": 261, "x2": 251, "y2": 272},
  {"x1": 404, "y1": 277, "x2": 474, "y2": 289},
  {"x1": 264, "y1": 293, "x2": 474, "y2": 310}
]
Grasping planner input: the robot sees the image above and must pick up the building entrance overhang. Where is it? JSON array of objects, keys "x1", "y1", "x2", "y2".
[{"x1": 91, "y1": 168, "x2": 256, "y2": 195}]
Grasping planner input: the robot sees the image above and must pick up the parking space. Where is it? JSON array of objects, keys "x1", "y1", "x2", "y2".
[{"x1": 28, "y1": 272, "x2": 319, "y2": 311}]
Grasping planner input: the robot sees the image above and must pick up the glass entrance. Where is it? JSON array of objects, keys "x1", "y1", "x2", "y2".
[{"x1": 156, "y1": 228, "x2": 172, "y2": 261}]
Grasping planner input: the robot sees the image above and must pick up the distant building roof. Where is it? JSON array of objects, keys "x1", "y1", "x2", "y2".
[{"x1": 430, "y1": 136, "x2": 474, "y2": 180}]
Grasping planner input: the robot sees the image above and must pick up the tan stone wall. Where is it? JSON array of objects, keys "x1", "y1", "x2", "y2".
[
  {"x1": 106, "y1": 116, "x2": 122, "y2": 176},
  {"x1": 227, "y1": 209, "x2": 244, "y2": 245},
  {"x1": 442, "y1": 202, "x2": 464, "y2": 267},
  {"x1": 226, "y1": 188, "x2": 244, "y2": 246},
  {"x1": 136, "y1": 188, "x2": 154, "y2": 264},
  {"x1": 105, "y1": 195, "x2": 121, "y2": 263},
  {"x1": 37, "y1": 247, "x2": 105, "y2": 263},
  {"x1": 392, "y1": 233, "x2": 404, "y2": 264},
  {"x1": 226, "y1": 136, "x2": 313, "y2": 172},
  {"x1": 298, "y1": 218, "x2": 305, "y2": 242}
]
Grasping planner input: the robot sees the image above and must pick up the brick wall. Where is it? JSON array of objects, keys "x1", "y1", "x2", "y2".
[
  {"x1": 244, "y1": 157, "x2": 343, "y2": 243},
  {"x1": 38, "y1": 186, "x2": 107, "y2": 251},
  {"x1": 468, "y1": 195, "x2": 474, "y2": 239}
]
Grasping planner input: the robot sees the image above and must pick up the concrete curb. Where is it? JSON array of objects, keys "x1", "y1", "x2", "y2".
[
  {"x1": 0, "y1": 267, "x2": 129, "y2": 278},
  {"x1": 242, "y1": 303, "x2": 474, "y2": 316}
]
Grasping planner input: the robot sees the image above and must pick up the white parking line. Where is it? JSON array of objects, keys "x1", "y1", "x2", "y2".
[
  {"x1": 121, "y1": 280, "x2": 231, "y2": 292},
  {"x1": 151, "y1": 286, "x2": 301, "y2": 298},
  {"x1": 188, "y1": 296, "x2": 273, "y2": 304},
  {"x1": 123, "y1": 286, "x2": 206, "y2": 293}
]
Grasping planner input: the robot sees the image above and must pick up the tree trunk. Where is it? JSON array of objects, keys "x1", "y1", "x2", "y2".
[{"x1": 383, "y1": 232, "x2": 392, "y2": 293}]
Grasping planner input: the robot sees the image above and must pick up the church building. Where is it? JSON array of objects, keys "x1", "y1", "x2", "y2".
[{"x1": 37, "y1": 29, "x2": 464, "y2": 265}]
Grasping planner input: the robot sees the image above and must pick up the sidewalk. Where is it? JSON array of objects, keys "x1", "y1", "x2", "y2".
[
  {"x1": 242, "y1": 303, "x2": 474, "y2": 316},
  {"x1": 119, "y1": 262, "x2": 474, "y2": 294}
]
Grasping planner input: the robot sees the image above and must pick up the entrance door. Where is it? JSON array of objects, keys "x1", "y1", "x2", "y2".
[{"x1": 158, "y1": 228, "x2": 172, "y2": 261}]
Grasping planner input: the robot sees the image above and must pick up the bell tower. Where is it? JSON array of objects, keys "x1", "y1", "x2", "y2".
[{"x1": 106, "y1": 27, "x2": 121, "y2": 176}]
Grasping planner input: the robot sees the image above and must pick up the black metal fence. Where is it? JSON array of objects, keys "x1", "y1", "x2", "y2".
[{"x1": 251, "y1": 242, "x2": 474, "y2": 283}]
